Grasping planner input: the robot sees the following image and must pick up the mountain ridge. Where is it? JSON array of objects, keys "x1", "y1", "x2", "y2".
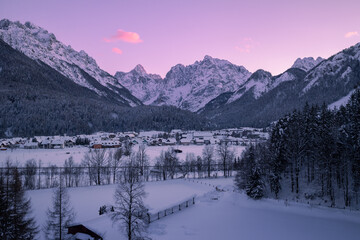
[
  {"x1": 115, "y1": 55, "x2": 252, "y2": 111},
  {"x1": 0, "y1": 19, "x2": 141, "y2": 107}
]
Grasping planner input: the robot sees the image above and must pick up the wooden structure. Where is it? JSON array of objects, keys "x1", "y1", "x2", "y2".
[{"x1": 67, "y1": 224, "x2": 103, "y2": 240}]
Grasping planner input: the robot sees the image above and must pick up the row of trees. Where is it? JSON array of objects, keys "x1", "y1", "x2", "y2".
[
  {"x1": 0, "y1": 142, "x2": 239, "y2": 239},
  {"x1": 235, "y1": 89, "x2": 360, "y2": 208},
  {"x1": 2, "y1": 142, "x2": 239, "y2": 191}
]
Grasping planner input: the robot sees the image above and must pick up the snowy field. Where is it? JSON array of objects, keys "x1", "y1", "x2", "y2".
[
  {"x1": 28, "y1": 179, "x2": 214, "y2": 240},
  {"x1": 27, "y1": 178, "x2": 360, "y2": 240},
  {"x1": 0, "y1": 144, "x2": 246, "y2": 166}
]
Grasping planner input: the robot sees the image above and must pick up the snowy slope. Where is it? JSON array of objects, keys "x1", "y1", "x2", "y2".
[
  {"x1": 302, "y1": 43, "x2": 360, "y2": 93},
  {"x1": 0, "y1": 19, "x2": 141, "y2": 107},
  {"x1": 227, "y1": 69, "x2": 273, "y2": 103},
  {"x1": 292, "y1": 57, "x2": 324, "y2": 72},
  {"x1": 115, "y1": 55, "x2": 251, "y2": 112},
  {"x1": 328, "y1": 89, "x2": 355, "y2": 109}
]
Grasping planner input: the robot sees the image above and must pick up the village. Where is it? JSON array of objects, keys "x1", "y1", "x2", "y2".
[{"x1": 0, "y1": 128, "x2": 269, "y2": 151}]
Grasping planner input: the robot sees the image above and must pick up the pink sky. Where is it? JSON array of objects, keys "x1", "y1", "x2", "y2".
[{"x1": 1, "y1": 0, "x2": 360, "y2": 77}]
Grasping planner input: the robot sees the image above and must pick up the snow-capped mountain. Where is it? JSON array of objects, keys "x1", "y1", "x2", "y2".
[
  {"x1": 0, "y1": 19, "x2": 141, "y2": 107},
  {"x1": 115, "y1": 55, "x2": 251, "y2": 112},
  {"x1": 302, "y1": 43, "x2": 360, "y2": 94},
  {"x1": 201, "y1": 43, "x2": 360, "y2": 128},
  {"x1": 227, "y1": 70, "x2": 273, "y2": 104},
  {"x1": 291, "y1": 57, "x2": 324, "y2": 72},
  {"x1": 114, "y1": 65, "x2": 163, "y2": 105}
]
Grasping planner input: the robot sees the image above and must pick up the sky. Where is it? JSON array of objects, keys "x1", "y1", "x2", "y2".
[{"x1": 1, "y1": 0, "x2": 360, "y2": 77}]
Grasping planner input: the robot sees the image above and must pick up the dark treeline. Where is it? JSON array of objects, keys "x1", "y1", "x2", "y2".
[{"x1": 235, "y1": 89, "x2": 360, "y2": 208}]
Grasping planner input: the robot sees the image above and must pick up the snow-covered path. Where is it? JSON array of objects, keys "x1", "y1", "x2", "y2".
[{"x1": 149, "y1": 180, "x2": 360, "y2": 240}]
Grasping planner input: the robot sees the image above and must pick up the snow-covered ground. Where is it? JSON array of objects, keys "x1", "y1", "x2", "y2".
[
  {"x1": 27, "y1": 177, "x2": 360, "y2": 240},
  {"x1": 0, "y1": 146, "x2": 89, "y2": 166},
  {"x1": 0, "y1": 145, "x2": 246, "y2": 166},
  {"x1": 28, "y1": 179, "x2": 214, "y2": 240},
  {"x1": 149, "y1": 179, "x2": 360, "y2": 240}
]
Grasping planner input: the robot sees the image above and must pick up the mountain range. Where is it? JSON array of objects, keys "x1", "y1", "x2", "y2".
[{"x1": 1, "y1": 19, "x2": 359, "y2": 136}]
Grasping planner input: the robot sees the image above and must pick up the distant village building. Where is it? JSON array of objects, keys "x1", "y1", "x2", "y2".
[
  {"x1": 39, "y1": 139, "x2": 52, "y2": 149},
  {"x1": 163, "y1": 138, "x2": 176, "y2": 145},
  {"x1": 90, "y1": 140, "x2": 121, "y2": 149},
  {"x1": 23, "y1": 141, "x2": 39, "y2": 149},
  {"x1": 180, "y1": 137, "x2": 192, "y2": 145},
  {"x1": 51, "y1": 139, "x2": 65, "y2": 149}
]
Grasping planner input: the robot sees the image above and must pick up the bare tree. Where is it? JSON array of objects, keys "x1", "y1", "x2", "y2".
[
  {"x1": 156, "y1": 148, "x2": 179, "y2": 180},
  {"x1": 44, "y1": 177, "x2": 76, "y2": 240},
  {"x1": 111, "y1": 148, "x2": 123, "y2": 183},
  {"x1": 82, "y1": 149, "x2": 108, "y2": 185},
  {"x1": 73, "y1": 164, "x2": 82, "y2": 187},
  {"x1": 49, "y1": 165, "x2": 58, "y2": 188},
  {"x1": 217, "y1": 142, "x2": 234, "y2": 178},
  {"x1": 136, "y1": 144, "x2": 149, "y2": 180},
  {"x1": 203, "y1": 145, "x2": 214, "y2": 178},
  {"x1": 185, "y1": 153, "x2": 196, "y2": 178},
  {"x1": 196, "y1": 156, "x2": 203, "y2": 178},
  {"x1": 24, "y1": 159, "x2": 37, "y2": 190},
  {"x1": 122, "y1": 140, "x2": 133, "y2": 157},
  {"x1": 111, "y1": 158, "x2": 148, "y2": 240},
  {"x1": 38, "y1": 160, "x2": 42, "y2": 189},
  {"x1": 64, "y1": 157, "x2": 75, "y2": 187}
]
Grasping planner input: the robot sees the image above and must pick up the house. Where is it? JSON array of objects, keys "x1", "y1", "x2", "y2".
[
  {"x1": 65, "y1": 139, "x2": 75, "y2": 148},
  {"x1": 92, "y1": 144, "x2": 102, "y2": 149},
  {"x1": 23, "y1": 141, "x2": 39, "y2": 149},
  {"x1": 163, "y1": 138, "x2": 176, "y2": 145},
  {"x1": 193, "y1": 131, "x2": 213, "y2": 145},
  {"x1": 51, "y1": 139, "x2": 65, "y2": 149},
  {"x1": 39, "y1": 139, "x2": 52, "y2": 149},
  {"x1": 0, "y1": 142, "x2": 7, "y2": 151},
  {"x1": 180, "y1": 138, "x2": 192, "y2": 145},
  {"x1": 90, "y1": 140, "x2": 121, "y2": 149},
  {"x1": 66, "y1": 224, "x2": 103, "y2": 240}
]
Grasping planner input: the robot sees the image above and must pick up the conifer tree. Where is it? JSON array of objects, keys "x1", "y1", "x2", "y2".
[
  {"x1": 235, "y1": 145, "x2": 256, "y2": 190},
  {"x1": 0, "y1": 172, "x2": 10, "y2": 239},
  {"x1": 246, "y1": 165, "x2": 265, "y2": 200},
  {"x1": 7, "y1": 168, "x2": 38, "y2": 240},
  {"x1": 44, "y1": 177, "x2": 75, "y2": 240}
]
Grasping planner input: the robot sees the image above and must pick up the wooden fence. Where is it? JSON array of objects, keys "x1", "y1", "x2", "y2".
[{"x1": 147, "y1": 195, "x2": 196, "y2": 223}]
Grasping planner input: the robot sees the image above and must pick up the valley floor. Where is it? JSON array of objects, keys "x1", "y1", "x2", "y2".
[{"x1": 26, "y1": 177, "x2": 360, "y2": 240}]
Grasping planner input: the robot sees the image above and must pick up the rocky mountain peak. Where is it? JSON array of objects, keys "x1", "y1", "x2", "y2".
[
  {"x1": 132, "y1": 64, "x2": 147, "y2": 75},
  {"x1": 292, "y1": 56, "x2": 324, "y2": 72},
  {"x1": 249, "y1": 69, "x2": 272, "y2": 82}
]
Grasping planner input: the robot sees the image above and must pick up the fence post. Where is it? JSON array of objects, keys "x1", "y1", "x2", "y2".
[
  {"x1": 147, "y1": 213, "x2": 150, "y2": 224},
  {"x1": 186, "y1": 201, "x2": 188, "y2": 208},
  {"x1": 172, "y1": 207, "x2": 174, "y2": 214},
  {"x1": 193, "y1": 197, "x2": 195, "y2": 204},
  {"x1": 179, "y1": 204, "x2": 181, "y2": 211}
]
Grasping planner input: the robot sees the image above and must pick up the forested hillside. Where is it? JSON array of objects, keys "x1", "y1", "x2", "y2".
[
  {"x1": 0, "y1": 39, "x2": 208, "y2": 137},
  {"x1": 235, "y1": 89, "x2": 360, "y2": 208}
]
